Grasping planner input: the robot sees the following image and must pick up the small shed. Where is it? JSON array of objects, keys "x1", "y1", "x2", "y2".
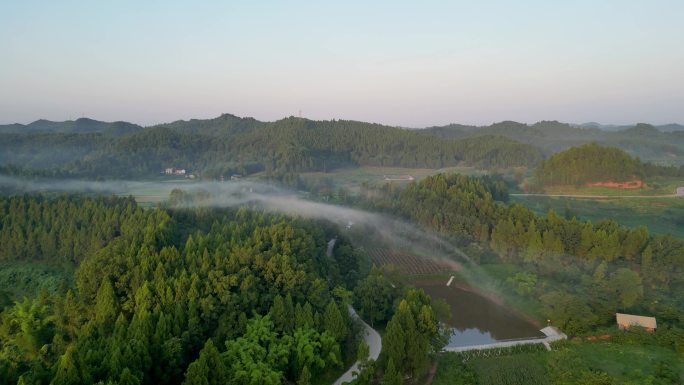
[{"x1": 616, "y1": 313, "x2": 657, "y2": 332}]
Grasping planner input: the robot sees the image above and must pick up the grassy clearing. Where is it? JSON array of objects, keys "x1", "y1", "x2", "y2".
[
  {"x1": 298, "y1": 165, "x2": 488, "y2": 190},
  {"x1": 433, "y1": 340, "x2": 684, "y2": 385},
  {"x1": 512, "y1": 195, "x2": 684, "y2": 238},
  {"x1": 112, "y1": 178, "x2": 198, "y2": 206},
  {"x1": 561, "y1": 340, "x2": 684, "y2": 382}
]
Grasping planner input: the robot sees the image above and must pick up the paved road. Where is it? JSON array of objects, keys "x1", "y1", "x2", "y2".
[
  {"x1": 512, "y1": 186, "x2": 684, "y2": 199},
  {"x1": 332, "y1": 306, "x2": 382, "y2": 385}
]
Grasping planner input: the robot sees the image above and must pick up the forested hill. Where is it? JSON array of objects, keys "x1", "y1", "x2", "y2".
[
  {"x1": 534, "y1": 143, "x2": 645, "y2": 186},
  {"x1": 0, "y1": 194, "x2": 443, "y2": 384},
  {"x1": 422, "y1": 120, "x2": 684, "y2": 166},
  {"x1": 0, "y1": 114, "x2": 543, "y2": 179}
]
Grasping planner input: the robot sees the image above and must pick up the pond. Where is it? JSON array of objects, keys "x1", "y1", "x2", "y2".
[{"x1": 417, "y1": 283, "x2": 544, "y2": 348}]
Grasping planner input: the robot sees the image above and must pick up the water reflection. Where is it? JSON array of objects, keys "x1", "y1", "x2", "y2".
[{"x1": 418, "y1": 283, "x2": 544, "y2": 347}]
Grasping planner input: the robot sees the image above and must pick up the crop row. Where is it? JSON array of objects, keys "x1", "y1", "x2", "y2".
[{"x1": 367, "y1": 248, "x2": 450, "y2": 275}]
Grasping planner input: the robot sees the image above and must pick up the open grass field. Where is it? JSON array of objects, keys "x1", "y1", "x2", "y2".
[
  {"x1": 432, "y1": 340, "x2": 684, "y2": 385},
  {"x1": 564, "y1": 340, "x2": 684, "y2": 382},
  {"x1": 298, "y1": 165, "x2": 490, "y2": 191},
  {"x1": 111, "y1": 177, "x2": 198, "y2": 206},
  {"x1": 512, "y1": 195, "x2": 684, "y2": 238}
]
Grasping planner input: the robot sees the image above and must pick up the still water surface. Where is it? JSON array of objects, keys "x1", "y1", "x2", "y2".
[{"x1": 417, "y1": 284, "x2": 544, "y2": 347}]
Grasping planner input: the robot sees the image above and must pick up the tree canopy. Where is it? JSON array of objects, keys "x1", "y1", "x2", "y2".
[{"x1": 534, "y1": 143, "x2": 645, "y2": 186}]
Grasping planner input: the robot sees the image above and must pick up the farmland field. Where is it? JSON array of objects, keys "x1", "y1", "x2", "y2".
[
  {"x1": 432, "y1": 340, "x2": 684, "y2": 385},
  {"x1": 298, "y1": 165, "x2": 494, "y2": 191},
  {"x1": 110, "y1": 177, "x2": 199, "y2": 206},
  {"x1": 512, "y1": 195, "x2": 684, "y2": 238},
  {"x1": 526, "y1": 177, "x2": 684, "y2": 197},
  {"x1": 366, "y1": 248, "x2": 455, "y2": 275}
]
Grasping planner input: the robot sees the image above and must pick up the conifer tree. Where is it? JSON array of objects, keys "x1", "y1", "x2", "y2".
[
  {"x1": 94, "y1": 280, "x2": 118, "y2": 327},
  {"x1": 182, "y1": 339, "x2": 227, "y2": 385},
  {"x1": 381, "y1": 359, "x2": 401, "y2": 385},
  {"x1": 323, "y1": 300, "x2": 348, "y2": 342},
  {"x1": 51, "y1": 346, "x2": 82, "y2": 385}
]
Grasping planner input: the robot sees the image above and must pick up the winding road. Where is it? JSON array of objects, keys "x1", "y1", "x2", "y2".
[
  {"x1": 332, "y1": 305, "x2": 382, "y2": 385},
  {"x1": 329, "y1": 237, "x2": 382, "y2": 385},
  {"x1": 511, "y1": 186, "x2": 684, "y2": 199}
]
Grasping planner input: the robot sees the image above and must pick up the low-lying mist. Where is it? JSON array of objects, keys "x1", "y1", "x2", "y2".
[{"x1": 0, "y1": 175, "x2": 483, "y2": 284}]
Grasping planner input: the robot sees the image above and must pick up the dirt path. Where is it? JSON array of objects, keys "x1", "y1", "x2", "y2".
[
  {"x1": 332, "y1": 305, "x2": 382, "y2": 385},
  {"x1": 512, "y1": 186, "x2": 684, "y2": 199}
]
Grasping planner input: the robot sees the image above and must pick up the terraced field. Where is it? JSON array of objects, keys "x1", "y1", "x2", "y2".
[{"x1": 367, "y1": 248, "x2": 454, "y2": 275}]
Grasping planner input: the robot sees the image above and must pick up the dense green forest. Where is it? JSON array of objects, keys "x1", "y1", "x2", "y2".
[
  {"x1": 0, "y1": 194, "x2": 443, "y2": 385},
  {"x1": 534, "y1": 143, "x2": 684, "y2": 187},
  {"x1": 363, "y1": 173, "x2": 684, "y2": 338},
  {"x1": 0, "y1": 115, "x2": 542, "y2": 179}
]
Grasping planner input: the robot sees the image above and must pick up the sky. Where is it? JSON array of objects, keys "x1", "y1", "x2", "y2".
[{"x1": 1, "y1": 0, "x2": 683, "y2": 127}]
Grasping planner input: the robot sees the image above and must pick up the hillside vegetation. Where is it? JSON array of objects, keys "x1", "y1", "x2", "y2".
[
  {"x1": 534, "y1": 143, "x2": 644, "y2": 187},
  {"x1": 0, "y1": 115, "x2": 542, "y2": 179},
  {"x1": 0, "y1": 194, "x2": 444, "y2": 385},
  {"x1": 423, "y1": 121, "x2": 684, "y2": 166}
]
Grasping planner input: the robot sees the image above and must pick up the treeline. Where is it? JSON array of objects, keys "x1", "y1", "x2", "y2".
[
  {"x1": 0, "y1": 115, "x2": 543, "y2": 179},
  {"x1": 0, "y1": 195, "x2": 143, "y2": 264},
  {"x1": 365, "y1": 173, "x2": 684, "y2": 335},
  {"x1": 534, "y1": 143, "x2": 684, "y2": 187},
  {"x1": 0, "y1": 194, "x2": 443, "y2": 385},
  {"x1": 237, "y1": 118, "x2": 542, "y2": 173}
]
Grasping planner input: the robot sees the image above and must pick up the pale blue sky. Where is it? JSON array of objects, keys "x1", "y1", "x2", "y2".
[{"x1": 1, "y1": 0, "x2": 683, "y2": 126}]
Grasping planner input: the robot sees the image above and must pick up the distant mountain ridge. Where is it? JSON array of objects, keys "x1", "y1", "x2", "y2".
[
  {"x1": 3, "y1": 115, "x2": 681, "y2": 135},
  {"x1": 0, "y1": 113, "x2": 543, "y2": 179},
  {"x1": 0, "y1": 118, "x2": 143, "y2": 135},
  {"x1": 0, "y1": 114, "x2": 684, "y2": 137},
  {"x1": 575, "y1": 122, "x2": 684, "y2": 132},
  {"x1": 2, "y1": 114, "x2": 683, "y2": 179},
  {"x1": 422, "y1": 120, "x2": 684, "y2": 165}
]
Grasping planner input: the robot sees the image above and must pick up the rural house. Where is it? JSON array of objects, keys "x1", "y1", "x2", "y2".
[{"x1": 616, "y1": 313, "x2": 657, "y2": 332}]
